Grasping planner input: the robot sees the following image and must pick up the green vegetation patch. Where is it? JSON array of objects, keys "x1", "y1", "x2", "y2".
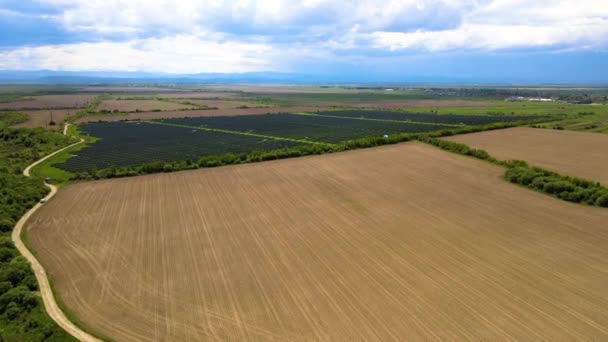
[
  {"x1": 0, "y1": 128, "x2": 77, "y2": 341},
  {"x1": 0, "y1": 113, "x2": 28, "y2": 129}
]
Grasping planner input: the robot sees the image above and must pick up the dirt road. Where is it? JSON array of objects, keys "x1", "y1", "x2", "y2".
[{"x1": 13, "y1": 124, "x2": 101, "y2": 342}]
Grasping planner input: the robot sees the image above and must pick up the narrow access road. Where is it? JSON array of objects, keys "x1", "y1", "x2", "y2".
[{"x1": 13, "y1": 124, "x2": 101, "y2": 342}]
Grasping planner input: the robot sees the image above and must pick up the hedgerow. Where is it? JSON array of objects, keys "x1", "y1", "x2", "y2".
[{"x1": 418, "y1": 136, "x2": 608, "y2": 208}]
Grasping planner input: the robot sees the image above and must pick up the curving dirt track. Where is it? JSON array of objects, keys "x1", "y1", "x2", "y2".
[
  {"x1": 26, "y1": 142, "x2": 608, "y2": 341},
  {"x1": 13, "y1": 125, "x2": 100, "y2": 342}
]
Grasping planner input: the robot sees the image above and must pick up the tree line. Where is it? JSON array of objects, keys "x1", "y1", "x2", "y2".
[{"x1": 0, "y1": 127, "x2": 76, "y2": 340}]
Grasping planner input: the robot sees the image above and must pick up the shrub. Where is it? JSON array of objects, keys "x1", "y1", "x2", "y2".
[
  {"x1": 595, "y1": 193, "x2": 608, "y2": 207},
  {"x1": 0, "y1": 219, "x2": 14, "y2": 233},
  {"x1": 504, "y1": 165, "x2": 608, "y2": 207},
  {"x1": 0, "y1": 247, "x2": 14, "y2": 262}
]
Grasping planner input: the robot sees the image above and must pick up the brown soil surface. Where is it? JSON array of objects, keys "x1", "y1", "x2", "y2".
[
  {"x1": 27, "y1": 142, "x2": 608, "y2": 341},
  {"x1": 11, "y1": 109, "x2": 80, "y2": 129},
  {"x1": 182, "y1": 99, "x2": 268, "y2": 109},
  {"x1": 97, "y1": 99, "x2": 195, "y2": 112},
  {"x1": 156, "y1": 92, "x2": 241, "y2": 99},
  {"x1": 75, "y1": 106, "x2": 323, "y2": 123},
  {"x1": 0, "y1": 95, "x2": 97, "y2": 110},
  {"x1": 445, "y1": 127, "x2": 608, "y2": 184}
]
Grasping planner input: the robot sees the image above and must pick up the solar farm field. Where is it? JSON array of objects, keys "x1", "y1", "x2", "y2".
[
  {"x1": 315, "y1": 110, "x2": 540, "y2": 125},
  {"x1": 160, "y1": 113, "x2": 453, "y2": 143},
  {"x1": 57, "y1": 121, "x2": 305, "y2": 172},
  {"x1": 55, "y1": 109, "x2": 544, "y2": 173}
]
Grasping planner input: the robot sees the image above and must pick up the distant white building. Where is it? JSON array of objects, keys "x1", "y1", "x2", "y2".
[{"x1": 506, "y1": 96, "x2": 553, "y2": 102}]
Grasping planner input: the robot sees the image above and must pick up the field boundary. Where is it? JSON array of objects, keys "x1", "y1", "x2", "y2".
[
  {"x1": 419, "y1": 135, "x2": 608, "y2": 207},
  {"x1": 12, "y1": 124, "x2": 102, "y2": 342}
]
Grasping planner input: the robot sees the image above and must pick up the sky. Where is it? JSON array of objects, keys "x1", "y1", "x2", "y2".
[{"x1": 1, "y1": 0, "x2": 608, "y2": 83}]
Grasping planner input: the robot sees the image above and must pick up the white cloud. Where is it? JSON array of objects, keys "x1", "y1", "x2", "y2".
[
  {"x1": 369, "y1": 0, "x2": 608, "y2": 51},
  {"x1": 0, "y1": 35, "x2": 276, "y2": 73},
  {"x1": 32, "y1": 0, "x2": 608, "y2": 52},
  {"x1": 39, "y1": 0, "x2": 480, "y2": 35},
  {"x1": 371, "y1": 22, "x2": 608, "y2": 52},
  {"x1": 2, "y1": 0, "x2": 608, "y2": 73}
]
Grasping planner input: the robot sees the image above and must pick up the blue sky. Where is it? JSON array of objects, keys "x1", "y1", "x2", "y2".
[{"x1": 1, "y1": 0, "x2": 608, "y2": 83}]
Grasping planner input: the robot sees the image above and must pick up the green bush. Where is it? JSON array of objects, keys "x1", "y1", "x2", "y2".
[{"x1": 504, "y1": 165, "x2": 608, "y2": 207}]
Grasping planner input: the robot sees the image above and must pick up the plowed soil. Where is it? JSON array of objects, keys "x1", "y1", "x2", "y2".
[
  {"x1": 445, "y1": 127, "x2": 608, "y2": 184},
  {"x1": 182, "y1": 99, "x2": 268, "y2": 109},
  {"x1": 0, "y1": 95, "x2": 96, "y2": 110},
  {"x1": 26, "y1": 142, "x2": 608, "y2": 341},
  {"x1": 11, "y1": 109, "x2": 80, "y2": 129},
  {"x1": 96, "y1": 99, "x2": 195, "y2": 112}
]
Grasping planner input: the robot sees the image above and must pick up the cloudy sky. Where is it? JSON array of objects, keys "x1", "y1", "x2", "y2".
[{"x1": 1, "y1": 0, "x2": 607, "y2": 82}]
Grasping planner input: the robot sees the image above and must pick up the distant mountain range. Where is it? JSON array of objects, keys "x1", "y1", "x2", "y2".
[{"x1": 0, "y1": 70, "x2": 605, "y2": 86}]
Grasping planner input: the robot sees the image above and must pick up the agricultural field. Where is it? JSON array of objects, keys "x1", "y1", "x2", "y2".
[
  {"x1": 74, "y1": 106, "x2": 326, "y2": 123},
  {"x1": 56, "y1": 121, "x2": 306, "y2": 172},
  {"x1": 156, "y1": 92, "x2": 241, "y2": 99},
  {"x1": 26, "y1": 143, "x2": 608, "y2": 341},
  {"x1": 180, "y1": 99, "x2": 268, "y2": 109},
  {"x1": 247, "y1": 91, "x2": 442, "y2": 105},
  {"x1": 445, "y1": 127, "x2": 608, "y2": 184},
  {"x1": 0, "y1": 94, "x2": 96, "y2": 110},
  {"x1": 96, "y1": 99, "x2": 197, "y2": 112},
  {"x1": 10, "y1": 109, "x2": 80, "y2": 129}
]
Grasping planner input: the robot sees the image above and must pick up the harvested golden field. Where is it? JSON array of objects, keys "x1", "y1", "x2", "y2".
[
  {"x1": 75, "y1": 106, "x2": 323, "y2": 123},
  {"x1": 0, "y1": 94, "x2": 96, "y2": 110},
  {"x1": 27, "y1": 142, "x2": 608, "y2": 341},
  {"x1": 445, "y1": 127, "x2": 608, "y2": 184},
  {"x1": 11, "y1": 109, "x2": 80, "y2": 129},
  {"x1": 96, "y1": 99, "x2": 195, "y2": 112}
]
